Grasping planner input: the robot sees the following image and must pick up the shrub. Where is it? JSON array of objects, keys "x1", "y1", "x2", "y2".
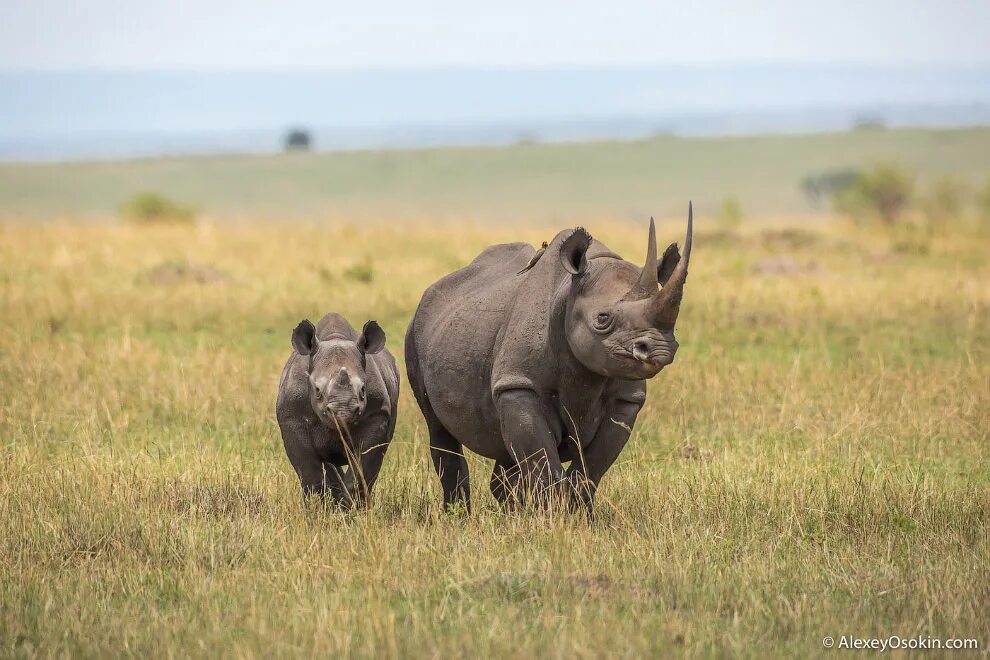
[
  {"x1": 716, "y1": 196, "x2": 744, "y2": 230},
  {"x1": 835, "y1": 163, "x2": 914, "y2": 225},
  {"x1": 800, "y1": 169, "x2": 861, "y2": 208},
  {"x1": 852, "y1": 116, "x2": 886, "y2": 131},
  {"x1": 832, "y1": 184, "x2": 871, "y2": 223},
  {"x1": 343, "y1": 257, "x2": 374, "y2": 283},
  {"x1": 119, "y1": 192, "x2": 196, "y2": 224},
  {"x1": 284, "y1": 128, "x2": 312, "y2": 152}
]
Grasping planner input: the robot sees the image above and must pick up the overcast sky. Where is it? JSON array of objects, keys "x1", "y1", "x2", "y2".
[{"x1": 3, "y1": 0, "x2": 990, "y2": 70}]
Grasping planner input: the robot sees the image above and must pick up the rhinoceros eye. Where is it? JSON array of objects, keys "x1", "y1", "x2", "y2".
[{"x1": 594, "y1": 312, "x2": 613, "y2": 330}]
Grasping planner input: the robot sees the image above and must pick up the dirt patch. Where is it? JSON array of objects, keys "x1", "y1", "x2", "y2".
[
  {"x1": 759, "y1": 228, "x2": 822, "y2": 249},
  {"x1": 147, "y1": 261, "x2": 227, "y2": 285},
  {"x1": 750, "y1": 256, "x2": 820, "y2": 276},
  {"x1": 159, "y1": 480, "x2": 267, "y2": 518},
  {"x1": 680, "y1": 445, "x2": 715, "y2": 462},
  {"x1": 468, "y1": 573, "x2": 655, "y2": 601},
  {"x1": 698, "y1": 229, "x2": 742, "y2": 247}
]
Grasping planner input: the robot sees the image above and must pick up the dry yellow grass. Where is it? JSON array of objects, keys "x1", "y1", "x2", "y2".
[{"x1": 1, "y1": 217, "x2": 988, "y2": 657}]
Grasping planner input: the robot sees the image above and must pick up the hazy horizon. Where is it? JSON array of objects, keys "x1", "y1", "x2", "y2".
[
  {"x1": 4, "y1": 1, "x2": 989, "y2": 160},
  {"x1": 3, "y1": 63, "x2": 990, "y2": 161}
]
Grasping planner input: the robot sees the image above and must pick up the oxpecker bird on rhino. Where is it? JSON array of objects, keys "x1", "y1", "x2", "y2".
[{"x1": 406, "y1": 203, "x2": 694, "y2": 511}]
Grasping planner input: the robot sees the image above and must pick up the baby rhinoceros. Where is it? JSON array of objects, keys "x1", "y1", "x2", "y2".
[{"x1": 276, "y1": 313, "x2": 399, "y2": 506}]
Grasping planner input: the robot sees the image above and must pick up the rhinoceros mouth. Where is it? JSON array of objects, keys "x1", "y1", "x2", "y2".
[
  {"x1": 608, "y1": 345, "x2": 668, "y2": 375},
  {"x1": 630, "y1": 353, "x2": 671, "y2": 369}
]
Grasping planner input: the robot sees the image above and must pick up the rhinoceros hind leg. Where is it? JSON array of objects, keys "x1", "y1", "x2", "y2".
[
  {"x1": 489, "y1": 460, "x2": 518, "y2": 504},
  {"x1": 428, "y1": 422, "x2": 471, "y2": 511}
]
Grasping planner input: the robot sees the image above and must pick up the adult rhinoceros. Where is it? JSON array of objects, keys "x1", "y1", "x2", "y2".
[{"x1": 406, "y1": 204, "x2": 693, "y2": 511}]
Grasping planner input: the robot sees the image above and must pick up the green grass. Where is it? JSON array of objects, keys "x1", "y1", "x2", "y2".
[
  {"x1": 1, "y1": 217, "x2": 988, "y2": 657},
  {"x1": 2, "y1": 127, "x2": 990, "y2": 221}
]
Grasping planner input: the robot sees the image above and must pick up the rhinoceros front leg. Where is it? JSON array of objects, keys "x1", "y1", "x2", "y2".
[
  {"x1": 496, "y1": 389, "x2": 565, "y2": 505},
  {"x1": 489, "y1": 460, "x2": 515, "y2": 504},
  {"x1": 565, "y1": 396, "x2": 644, "y2": 510},
  {"x1": 316, "y1": 415, "x2": 391, "y2": 508},
  {"x1": 343, "y1": 413, "x2": 391, "y2": 506},
  {"x1": 280, "y1": 419, "x2": 332, "y2": 499},
  {"x1": 320, "y1": 462, "x2": 358, "y2": 506}
]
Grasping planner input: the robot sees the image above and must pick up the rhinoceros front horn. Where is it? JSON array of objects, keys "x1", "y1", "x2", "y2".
[{"x1": 652, "y1": 201, "x2": 693, "y2": 325}]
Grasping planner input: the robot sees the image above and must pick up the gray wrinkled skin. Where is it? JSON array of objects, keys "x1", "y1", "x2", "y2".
[
  {"x1": 406, "y1": 205, "x2": 693, "y2": 511},
  {"x1": 276, "y1": 312, "x2": 399, "y2": 506}
]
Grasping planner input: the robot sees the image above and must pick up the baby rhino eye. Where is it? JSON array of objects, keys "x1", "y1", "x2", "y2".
[{"x1": 595, "y1": 312, "x2": 612, "y2": 329}]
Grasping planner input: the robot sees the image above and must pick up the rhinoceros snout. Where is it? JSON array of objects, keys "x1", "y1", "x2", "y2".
[{"x1": 632, "y1": 336, "x2": 678, "y2": 367}]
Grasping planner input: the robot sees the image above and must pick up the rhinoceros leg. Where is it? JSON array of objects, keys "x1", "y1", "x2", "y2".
[
  {"x1": 496, "y1": 389, "x2": 565, "y2": 504},
  {"x1": 341, "y1": 413, "x2": 391, "y2": 506},
  {"x1": 280, "y1": 419, "x2": 332, "y2": 498},
  {"x1": 406, "y1": 330, "x2": 471, "y2": 510},
  {"x1": 353, "y1": 437, "x2": 389, "y2": 504},
  {"x1": 566, "y1": 397, "x2": 644, "y2": 509},
  {"x1": 321, "y1": 462, "x2": 358, "y2": 507},
  {"x1": 428, "y1": 422, "x2": 471, "y2": 511},
  {"x1": 489, "y1": 460, "x2": 517, "y2": 504},
  {"x1": 294, "y1": 459, "x2": 328, "y2": 499}
]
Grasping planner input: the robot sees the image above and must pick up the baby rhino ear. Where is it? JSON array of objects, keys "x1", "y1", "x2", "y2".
[
  {"x1": 358, "y1": 320, "x2": 386, "y2": 354},
  {"x1": 291, "y1": 320, "x2": 318, "y2": 355}
]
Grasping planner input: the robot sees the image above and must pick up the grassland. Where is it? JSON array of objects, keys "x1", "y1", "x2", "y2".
[
  {"x1": 1, "y1": 213, "x2": 988, "y2": 657},
  {"x1": 2, "y1": 126, "x2": 990, "y2": 221}
]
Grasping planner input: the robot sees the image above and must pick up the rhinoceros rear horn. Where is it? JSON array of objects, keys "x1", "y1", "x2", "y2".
[
  {"x1": 652, "y1": 201, "x2": 693, "y2": 324},
  {"x1": 623, "y1": 217, "x2": 660, "y2": 299},
  {"x1": 636, "y1": 218, "x2": 657, "y2": 297}
]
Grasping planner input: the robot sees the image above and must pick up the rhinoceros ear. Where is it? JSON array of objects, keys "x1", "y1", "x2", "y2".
[
  {"x1": 658, "y1": 243, "x2": 681, "y2": 286},
  {"x1": 291, "y1": 319, "x2": 318, "y2": 356},
  {"x1": 357, "y1": 320, "x2": 386, "y2": 355},
  {"x1": 559, "y1": 227, "x2": 592, "y2": 276}
]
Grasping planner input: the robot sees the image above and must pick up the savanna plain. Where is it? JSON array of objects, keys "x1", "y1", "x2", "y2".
[{"x1": 2, "y1": 131, "x2": 990, "y2": 657}]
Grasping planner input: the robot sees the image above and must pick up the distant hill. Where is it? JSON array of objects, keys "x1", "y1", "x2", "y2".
[
  {"x1": 2, "y1": 127, "x2": 989, "y2": 221},
  {"x1": 2, "y1": 65, "x2": 990, "y2": 161}
]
